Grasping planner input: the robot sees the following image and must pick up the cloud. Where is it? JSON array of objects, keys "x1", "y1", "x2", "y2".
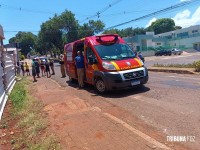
[
  {"x1": 172, "y1": 6, "x2": 200, "y2": 27},
  {"x1": 145, "y1": 17, "x2": 157, "y2": 27}
]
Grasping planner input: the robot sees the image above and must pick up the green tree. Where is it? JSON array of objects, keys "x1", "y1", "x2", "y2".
[
  {"x1": 37, "y1": 10, "x2": 79, "y2": 56},
  {"x1": 147, "y1": 18, "x2": 176, "y2": 34},
  {"x1": 103, "y1": 28, "x2": 121, "y2": 35},
  {"x1": 9, "y1": 32, "x2": 37, "y2": 56},
  {"x1": 78, "y1": 20, "x2": 105, "y2": 39}
]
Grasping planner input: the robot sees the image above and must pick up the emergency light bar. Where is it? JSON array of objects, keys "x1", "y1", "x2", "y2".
[{"x1": 96, "y1": 34, "x2": 118, "y2": 43}]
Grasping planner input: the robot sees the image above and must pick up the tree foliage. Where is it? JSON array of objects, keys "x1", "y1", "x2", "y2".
[
  {"x1": 103, "y1": 27, "x2": 146, "y2": 37},
  {"x1": 78, "y1": 20, "x2": 105, "y2": 39},
  {"x1": 147, "y1": 18, "x2": 177, "y2": 34},
  {"x1": 9, "y1": 32, "x2": 37, "y2": 56}
]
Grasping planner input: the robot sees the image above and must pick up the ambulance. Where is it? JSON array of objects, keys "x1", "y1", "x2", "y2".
[{"x1": 64, "y1": 34, "x2": 148, "y2": 93}]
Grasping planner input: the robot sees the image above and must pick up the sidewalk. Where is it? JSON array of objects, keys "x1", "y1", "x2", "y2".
[{"x1": 33, "y1": 77, "x2": 171, "y2": 150}]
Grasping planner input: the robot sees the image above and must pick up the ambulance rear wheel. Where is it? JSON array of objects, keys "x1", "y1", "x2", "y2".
[{"x1": 95, "y1": 78, "x2": 106, "y2": 94}]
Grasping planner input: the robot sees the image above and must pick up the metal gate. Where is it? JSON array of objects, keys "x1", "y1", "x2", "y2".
[
  {"x1": 0, "y1": 50, "x2": 16, "y2": 119},
  {"x1": 0, "y1": 50, "x2": 8, "y2": 119}
]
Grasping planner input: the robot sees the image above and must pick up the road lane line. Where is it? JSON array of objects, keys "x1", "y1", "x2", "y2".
[{"x1": 104, "y1": 113, "x2": 171, "y2": 150}]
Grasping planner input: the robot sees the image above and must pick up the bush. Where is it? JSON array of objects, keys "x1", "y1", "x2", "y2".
[
  {"x1": 20, "y1": 54, "x2": 25, "y2": 60},
  {"x1": 194, "y1": 60, "x2": 200, "y2": 72}
]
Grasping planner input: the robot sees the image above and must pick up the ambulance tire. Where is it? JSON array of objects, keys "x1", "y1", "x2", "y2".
[{"x1": 95, "y1": 78, "x2": 106, "y2": 94}]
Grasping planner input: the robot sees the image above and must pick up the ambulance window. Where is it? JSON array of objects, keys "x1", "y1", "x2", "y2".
[
  {"x1": 121, "y1": 44, "x2": 134, "y2": 56},
  {"x1": 86, "y1": 47, "x2": 96, "y2": 62}
]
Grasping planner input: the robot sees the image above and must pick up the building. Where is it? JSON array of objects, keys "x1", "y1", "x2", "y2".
[
  {"x1": 123, "y1": 25, "x2": 200, "y2": 52},
  {"x1": 4, "y1": 43, "x2": 21, "y2": 66},
  {"x1": 0, "y1": 25, "x2": 4, "y2": 48}
]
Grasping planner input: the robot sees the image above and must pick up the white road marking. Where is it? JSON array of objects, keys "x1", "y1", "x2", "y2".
[{"x1": 104, "y1": 113, "x2": 171, "y2": 150}]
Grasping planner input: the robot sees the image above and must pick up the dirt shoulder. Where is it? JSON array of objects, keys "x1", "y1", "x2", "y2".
[{"x1": 28, "y1": 76, "x2": 190, "y2": 150}]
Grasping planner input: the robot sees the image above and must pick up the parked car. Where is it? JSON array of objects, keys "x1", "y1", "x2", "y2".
[
  {"x1": 155, "y1": 50, "x2": 172, "y2": 56},
  {"x1": 39, "y1": 57, "x2": 48, "y2": 62},
  {"x1": 171, "y1": 48, "x2": 183, "y2": 55}
]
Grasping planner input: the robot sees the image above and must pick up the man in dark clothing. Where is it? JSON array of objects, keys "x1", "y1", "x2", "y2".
[
  {"x1": 45, "y1": 60, "x2": 51, "y2": 78},
  {"x1": 35, "y1": 59, "x2": 40, "y2": 78},
  {"x1": 50, "y1": 59, "x2": 55, "y2": 75},
  {"x1": 32, "y1": 59, "x2": 37, "y2": 82},
  {"x1": 21, "y1": 62, "x2": 25, "y2": 76},
  {"x1": 75, "y1": 51, "x2": 85, "y2": 88},
  {"x1": 138, "y1": 52, "x2": 145, "y2": 63}
]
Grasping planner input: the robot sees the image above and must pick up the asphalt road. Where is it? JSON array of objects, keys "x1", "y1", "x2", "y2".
[
  {"x1": 145, "y1": 52, "x2": 200, "y2": 67},
  {"x1": 51, "y1": 63, "x2": 200, "y2": 150}
]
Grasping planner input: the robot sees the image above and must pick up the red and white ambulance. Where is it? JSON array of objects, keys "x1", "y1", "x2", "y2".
[{"x1": 64, "y1": 34, "x2": 148, "y2": 93}]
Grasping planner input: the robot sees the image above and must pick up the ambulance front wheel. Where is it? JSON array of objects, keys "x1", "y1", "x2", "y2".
[{"x1": 95, "y1": 78, "x2": 107, "y2": 94}]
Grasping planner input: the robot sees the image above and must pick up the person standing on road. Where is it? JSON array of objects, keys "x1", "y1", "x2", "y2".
[
  {"x1": 45, "y1": 60, "x2": 51, "y2": 78},
  {"x1": 75, "y1": 51, "x2": 85, "y2": 88},
  {"x1": 40, "y1": 59, "x2": 46, "y2": 76},
  {"x1": 138, "y1": 52, "x2": 145, "y2": 63},
  {"x1": 32, "y1": 59, "x2": 37, "y2": 82},
  {"x1": 59, "y1": 54, "x2": 66, "y2": 78},
  {"x1": 24, "y1": 62, "x2": 30, "y2": 76},
  {"x1": 50, "y1": 58, "x2": 55, "y2": 75},
  {"x1": 35, "y1": 58, "x2": 40, "y2": 78},
  {"x1": 20, "y1": 62, "x2": 25, "y2": 76}
]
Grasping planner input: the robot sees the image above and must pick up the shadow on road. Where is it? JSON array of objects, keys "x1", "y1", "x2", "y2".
[
  {"x1": 66, "y1": 80, "x2": 150, "y2": 98},
  {"x1": 97, "y1": 85, "x2": 150, "y2": 98}
]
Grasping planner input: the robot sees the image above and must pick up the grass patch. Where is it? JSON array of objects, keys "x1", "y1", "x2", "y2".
[
  {"x1": 2, "y1": 77, "x2": 62, "y2": 150},
  {"x1": 153, "y1": 63, "x2": 195, "y2": 68},
  {"x1": 153, "y1": 60, "x2": 200, "y2": 72},
  {"x1": 9, "y1": 79, "x2": 27, "y2": 110}
]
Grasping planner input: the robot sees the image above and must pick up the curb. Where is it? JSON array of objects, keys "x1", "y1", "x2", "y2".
[{"x1": 148, "y1": 67, "x2": 199, "y2": 75}]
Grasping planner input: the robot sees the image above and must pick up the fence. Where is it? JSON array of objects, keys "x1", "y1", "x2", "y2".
[{"x1": 0, "y1": 49, "x2": 16, "y2": 119}]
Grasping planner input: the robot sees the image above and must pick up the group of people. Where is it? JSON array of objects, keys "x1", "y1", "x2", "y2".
[
  {"x1": 31, "y1": 58, "x2": 55, "y2": 82},
  {"x1": 18, "y1": 61, "x2": 31, "y2": 76},
  {"x1": 16, "y1": 54, "x2": 66, "y2": 83}
]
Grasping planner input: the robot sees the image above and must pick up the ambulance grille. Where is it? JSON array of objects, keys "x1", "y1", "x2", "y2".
[{"x1": 123, "y1": 70, "x2": 144, "y2": 80}]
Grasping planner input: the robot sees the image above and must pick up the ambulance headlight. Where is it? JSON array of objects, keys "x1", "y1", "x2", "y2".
[{"x1": 102, "y1": 61, "x2": 116, "y2": 70}]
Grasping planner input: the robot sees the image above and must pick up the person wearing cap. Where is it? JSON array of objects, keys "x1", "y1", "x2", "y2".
[
  {"x1": 59, "y1": 54, "x2": 66, "y2": 78},
  {"x1": 75, "y1": 51, "x2": 85, "y2": 88}
]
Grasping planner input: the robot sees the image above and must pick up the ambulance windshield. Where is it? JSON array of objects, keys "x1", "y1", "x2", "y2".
[{"x1": 95, "y1": 43, "x2": 136, "y2": 60}]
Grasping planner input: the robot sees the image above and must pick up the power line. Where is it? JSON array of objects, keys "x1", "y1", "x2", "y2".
[
  {"x1": 0, "y1": 3, "x2": 55, "y2": 14},
  {"x1": 0, "y1": 3, "x2": 91, "y2": 16},
  {"x1": 79, "y1": 0, "x2": 123, "y2": 23},
  {"x1": 104, "y1": 0, "x2": 200, "y2": 31},
  {"x1": 4, "y1": 29, "x2": 101, "y2": 33}
]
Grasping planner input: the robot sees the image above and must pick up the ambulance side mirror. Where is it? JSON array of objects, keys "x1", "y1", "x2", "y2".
[{"x1": 88, "y1": 56, "x2": 97, "y2": 65}]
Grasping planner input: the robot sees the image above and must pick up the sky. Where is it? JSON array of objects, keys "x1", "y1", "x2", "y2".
[{"x1": 1, "y1": 0, "x2": 200, "y2": 44}]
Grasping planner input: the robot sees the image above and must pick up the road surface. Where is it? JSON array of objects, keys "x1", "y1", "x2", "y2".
[
  {"x1": 51, "y1": 63, "x2": 200, "y2": 150},
  {"x1": 145, "y1": 52, "x2": 200, "y2": 67}
]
